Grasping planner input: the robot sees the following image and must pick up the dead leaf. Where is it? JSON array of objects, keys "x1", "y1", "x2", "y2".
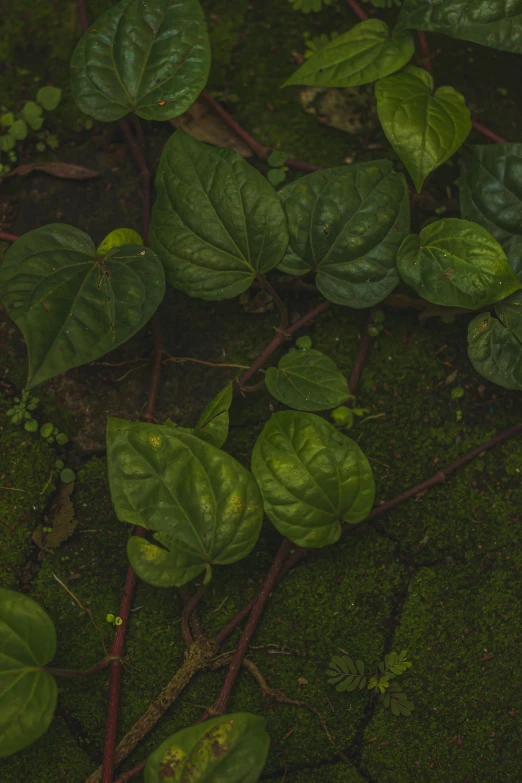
[
  {"x1": 170, "y1": 101, "x2": 252, "y2": 157},
  {"x1": 297, "y1": 677, "x2": 308, "y2": 685},
  {"x1": 32, "y1": 481, "x2": 77, "y2": 551},
  {"x1": 445, "y1": 369, "x2": 458, "y2": 385},
  {"x1": 5, "y1": 162, "x2": 99, "y2": 180},
  {"x1": 479, "y1": 652, "x2": 494, "y2": 662},
  {"x1": 239, "y1": 288, "x2": 274, "y2": 314}
]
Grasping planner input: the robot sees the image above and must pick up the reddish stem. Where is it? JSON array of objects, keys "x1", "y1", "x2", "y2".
[
  {"x1": 237, "y1": 300, "x2": 331, "y2": 388},
  {"x1": 204, "y1": 538, "x2": 293, "y2": 719},
  {"x1": 471, "y1": 121, "x2": 507, "y2": 144},
  {"x1": 43, "y1": 655, "x2": 120, "y2": 679},
  {"x1": 142, "y1": 315, "x2": 164, "y2": 422},
  {"x1": 0, "y1": 231, "x2": 19, "y2": 243},
  {"x1": 347, "y1": 313, "x2": 373, "y2": 396},
  {"x1": 77, "y1": 0, "x2": 88, "y2": 32},
  {"x1": 345, "y1": 0, "x2": 369, "y2": 22},
  {"x1": 101, "y1": 528, "x2": 144, "y2": 783},
  {"x1": 118, "y1": 118, "x2": 151, "y2": 241},
  {"x1": 417, "y1": 31, "x2": 433, "y2": 75},
  {"x1": 114, "y1": 761, "x2": 146, "y2": 783}
]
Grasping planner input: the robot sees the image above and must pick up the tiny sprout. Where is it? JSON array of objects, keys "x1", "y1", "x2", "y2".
[
  {"x1": 114, "y1": 616, "x2": 123, "y2": 626},
  {"x1": 106, "y1": 613, "x2": 115, "y2": 624},
  {"x1": 40, "y1": 423, "x2": 53, "y2": 439},
  {"x1": 331, "y1": 406, "x2": 353, "y2": 427},
  {"x1": 24, "y1": 419, "x2": 38, "y2": 433},
  {"x1": 55, "y1": 433, "x2": 69, "y2": 446},
  {"x1": 368, "y1": 325, "x2": 379, "y2": 338},
  {"x1": 295, "y1": 335, "x2": 312, "y2": 350},
  {"x1": 55, "y1": 459, "x2": 65, "y2": 470},
  {"x1": 451, "y1": 386, "x2": 464, "y2": 400}
]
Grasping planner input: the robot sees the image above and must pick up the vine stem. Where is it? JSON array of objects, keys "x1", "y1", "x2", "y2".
[
  {"x1": 142, "y1": 314, "x2": 164, "y2": 423},
  {"x1": 345, "y1": 0, "x2": 368, "y2": 22},
  {"x1": 347, "y1": 312, "x2": 373, "y2": 396},
  {"x1": 471, "y1": 121, "x2": 507, "y2": 144},
  {"x1": 118, "y1": 118, "x2": 151, "y2": 241},
  {"x1": 202, "y1": 538, "x2": 293, "y2": 719},
  {"x1": 0, "y1": 231, "x2": 19, "y2": 243},
  {"x1": 114, "y1": 762, "x2": 146, "y2": 783},
  {"x1": 43, "y1": 655, "x2": 120, "y2": 678},
  {"x1": 237, "y1": 300, "x2": 331, "y2": 388},
  {"x1": 77, "y1": 0, "x2": 88, "y2": 32}
]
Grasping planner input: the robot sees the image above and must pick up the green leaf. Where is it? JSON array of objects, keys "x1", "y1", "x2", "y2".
[
  {"x1": 0, "y1": 135, "x2": 16, "y2": 152},
  {"x1": 459, "y1": 145, "x2": 522, "y2": 244},
  {"x1": 55, "y1": 433, "x2": 69, "y2": 446},
  {"x1": 283, "y1": 20, "x2": 414, "y2": 88},
  {"x1": 70, "y1": 0, "x2": 211, "y2": 122},
  {"x1": 60, "y1": 468, "x2": 75, "y2": 483},
  {"x1": 375, "y1": 65, "x2": 471, "y2": 193},
  {"x1": 36, "y1": 86, "x2": 62, "y2": 111},
  {"x1": 267, "y1": 168, "x2": 287, "y2": 187},
  {"x1": 265, "y1": 349, "x2": 350, "y2": 411},
  {"x1": 0, "y1": 225, "x2": 165, "y2": 388},
  {"x1": 144, "y1": 713, "x2": 270, "y2": 783},
  {"x1": 251, "y1": 411, "x2": 375, "y2": 548},
  {"x1": 107, "y1": 418, "x2": 263, "y2": 587},
  {"x1": 268, "y1": 151, "x2": 288, "y2": 167},
  {"x1": 22, "y1": 102, "x2": 44, "y2": 130},
  {"x1": 194, "y1": 383, "x2": 233, "y2": 448},
  {"x1": 467, "y1": 310, "x2": 522, "y2": 391},
  {"x1": 398, "y1": 0, "x2": 522, "y2": 55},
  {"x1": 504, "y1": 236, "x2": 522, "y2": 283},
  {"x1": 150, "y1": 131, "x2": 288, "y2": 300},
  {"x1": 40, "y1": 423, "x2": 53, "y2": 439},
  {"x1": 0, "y1": 113, "x2": 14, "y2": 127},
  {"x1": 9, "y1": 120, "x2": 28, "y2": 141},
  {"x1": 0, "y1": 588, "x2": 57, "y2": 757},
  {"x1": 97, "y1": 228, "x2": 143, "y2": 258},
  {"x1": 295, "y1": 335, "x2": 312, "y2": 350},
  {"x1": 278, "y1": 161, "x2": 409, "y2": 308},
  {"x1": 397, "y1": 219, "x2": 521, "y2": 309}
]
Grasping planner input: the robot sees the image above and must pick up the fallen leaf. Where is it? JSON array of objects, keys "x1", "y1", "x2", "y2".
[
  {"x1": 5, "y1": 162, "x2": 99, "y2": 180},
  {"x1": 297, "y1": 677, "x2": 308, "y2": 685},
  {"x1": 170, "y1": 101, "x2": 253, "y2": 157},
  {"x1": 479, "y1": 652, "x2": 494, "y2": 662},
  {"x1": 32, "y1": 481, "x2": 77, "y2": 551}
]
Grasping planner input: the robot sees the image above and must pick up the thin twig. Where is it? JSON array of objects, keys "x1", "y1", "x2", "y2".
[
  {"x1": 142, "y1": 315, "x2": 164, "y2": 422},
  {"x1": 53, "y1": 573, "x2": 107, "y2": 655},
  {"x1": 0, "y1": 231, "x2": 19, "y2": 243},
  {"x1": 417, "y1": 31, "x2": 433, "y2": 75},
  {"x1": 164, "y1": 356, "x2": 248, "y2": 370},
  {"x1": 76, "y1": 0, "x2": 88, "y2": 32},
  {"x1": 347, "y1": 312, "x2": 373, "y2": 396},
  {"x1": 44, "y1": 655, "x2": 120, "y2": 679},
  {"x1": 204, "y1": 538, "x2": 293, "y2": 718},
  {"x1": 114, "y1": 761, "x2": 146, "y2": 783},
  {"x1": 471, "y1": 120, "x2": 507, "y2": 144},
  {"x1": 345, "y1": 0, "x2": 368, "y2": 22},
  {"x1": 180, "y1": 585, "x2": 208, "y2": 646}
]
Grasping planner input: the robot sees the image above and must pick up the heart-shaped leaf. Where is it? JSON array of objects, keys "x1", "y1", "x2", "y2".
[
  {"x1": 97, "y1": 228, "x2": 143, "y2": 258},
  {"x1": 107, "y1": 418, "x2": 263, "y2": 587},
  {"x1": 0, "y1": 588, "x2": 57, "y2": 757},
  {"x1": 459, "y1": 144, "x2": 522, "y2": 243},
  {"x1": 398, "y1": 0, "x2": 522, "y2": 55},
  {"x1": 468, "y1": 295, "x2": 522, "y2": 391},
  {"x1": 145, "y1": 713, "x2": 270, "y2": 783},
  {"x1": 397, "y1": 218, "x2": 521, "y2": 309},
  {"x1": 70, "y1": 0, "x2": 211, "y2": 122},
  {"x1": 282, "y1": 20, "x2": 414, "y2": 88},
  {"x1": 375, "y1": 65, "x2": 471, "y2": 192},
  {"x1": 0, "y1": 225, "x2": 165, "y2": 388},
  {"x1": 265, "y1": 349, "x2": 350, "y2": 411},
  {"x1": 278, "y1": 161, "x2": 409, "y2": 308},
  {"x1": 251, "y1": 411, "x2": 375, "y2": 548},
  {"x1": 36, "y1": 86, "x2": 62, "y2": 112},
  {"x1": 150, "y1": 130, "x2": 289, "y2": 300},
  {"x1": 194, "y1": 383, "x2": 233, "y2": 448}
]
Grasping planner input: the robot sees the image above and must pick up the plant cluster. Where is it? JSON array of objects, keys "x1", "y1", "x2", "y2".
[
  {"x1": 0, "y1": 0, "x2": 521, "y2": 781},
  {"x1": 0, "y1": 86, "x2": 62, "y2": 174}
]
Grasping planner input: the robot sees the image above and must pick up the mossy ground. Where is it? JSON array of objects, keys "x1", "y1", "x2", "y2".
[{"x1": 1, "y1": 1, "x2": 522, "y2": 782}]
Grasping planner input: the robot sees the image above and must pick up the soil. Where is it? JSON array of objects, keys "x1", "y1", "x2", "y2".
[{"x1": 1, "y1": 2, "x2": 522, "y2": 782}]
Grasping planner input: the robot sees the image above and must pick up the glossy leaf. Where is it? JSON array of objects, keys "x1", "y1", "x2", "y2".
[
  {"x1": 265, "y1": 349, "x2": 350, "y2": 411},
  {"x1": 0, "y1": 588, "x2": 57, "y2": 757},
  {"x1": 106, "y1": 418, "x2": 263, "y2": 587},
  {"x1": 194, "y1": 383, "x2": 233, "y2": 448},
  {"x1": 70, "y1": 0, "x2": 211, "y2": 122},
  {"x1": 375, "y1": 65, "x2": 471, "y2": 193},
  {"x1": 278, "y1": 161, "x2": 409, "y2": 308},
  {"x1": 467, "y1": 306, "x2": 522, "y2": 391},
  {"x1": 397, "y1": 219, "x2": 521, "y2": 309},
  {"x1": 459, "y1": 144, "x2": 522, "y2": 243},
  {"x1": 97, "y1": 228, "x2": 143, "y2": 258},
  {"x1": 398, "y1": 0, "x2": 522, "y2": 55},
  {"x1": 497, "y1": 291, "x2": 522, "y2": 342},
  {"x1": 282, "y1": 20, "x2": 414, "y2": 88},
  {"x1": 145, "y1": 713, "x2": 270, "y2": 783},
  {"x1": 0, "y1": 225, "x2": 165, "y2": 388},
  {"x1": 504, "y1": 236, "x2": 522, "y2": 283},
  {"x1": 150, "y1": 131, "x2": 289, "y2": 299},
  {"x1": 251, "y1": 411, "x2": 375, "y2": 548}
]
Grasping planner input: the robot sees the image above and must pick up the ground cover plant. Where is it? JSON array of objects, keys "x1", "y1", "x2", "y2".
[{"x1": 0, "y1": 0, "x2": 521, "y2": 781}]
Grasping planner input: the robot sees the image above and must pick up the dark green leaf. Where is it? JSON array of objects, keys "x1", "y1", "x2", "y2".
[
  {"x1": 194, "y1": 383, "x2": 233, "y2": 448},
  {"x1": 398, "y1": 0, "x2": 522, "y2": 55},
  {"x1": 251, "y1": 411, "x2": 375, "y2": 547},
  {"x1": 467, "y1": 310, "x2": 522, "y2": 391},
  {"x1": 278, "y1": 161, "x2": 409, "y2": 308},
  {"x1": 0, "y1": 225, "x2": 165, "y2": 388},
  {"x1": 459, "y1": 144, "x2": 522, "y2": 243},
  {"x1": 268, "y1": 151, "x2": 288, "y2": 167},
  {"x1": 397, "y1": 219, "x2": 520, "y2": 308},
  {"x1": 265, "y1": 349, "x2": 350, "y2": 411},
  {"x1": 375, "y1": 65, "x2": 471, "y2": 192},
  {"x1": 0, "y1": 589, "x2": 57, "y2": 757},
  {"x1": 150, "y1": 131, "x2": 288, "y2": 300},
  {"x1": 70, "y1": 0, "x2": 210, "y2": 122},
  {"x1": 107, "y1": 418, "x2": 263, "y2": 587},
  {"x1": 144, "y1": 713, "x2": 270, "y2": 783},
  {"x1": 505, "y1": 236, "x2": 522, "y2": 282},
  {"x1": 356, "y1": 660, "x2": 365, "y2": 676},
  {"x1": 283, "y1": 20, "x2": 414, "y2": 88},
  {"x1": 267, "y1": 168, "x2": 287, "y2": 187}
]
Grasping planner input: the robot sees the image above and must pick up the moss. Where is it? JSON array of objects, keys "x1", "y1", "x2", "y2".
[
  {"x1": 0, "y1": 403, "x2": 56, "y2": 589},
  {"x1": 361, "y1": 560, "x2": 522, "y2": 782}
]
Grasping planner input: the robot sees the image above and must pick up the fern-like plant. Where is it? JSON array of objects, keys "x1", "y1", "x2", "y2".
[{"x1": 327, "y1": 649, "x2": 414, "y2": 716}]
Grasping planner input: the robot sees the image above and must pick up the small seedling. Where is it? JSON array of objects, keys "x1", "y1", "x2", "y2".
[
  {"x1": 267, "y1": 150, "x2": 289, "y2": 187},
  {"x1": 0, "y1": 85, "x2": 62, "y2": 174},
  {"x1": 327, "y1": 649, "x2": 414, "y2": 716},
  {"x1": 6, "y1": 390, "x2": 39, "y2": 426}
]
